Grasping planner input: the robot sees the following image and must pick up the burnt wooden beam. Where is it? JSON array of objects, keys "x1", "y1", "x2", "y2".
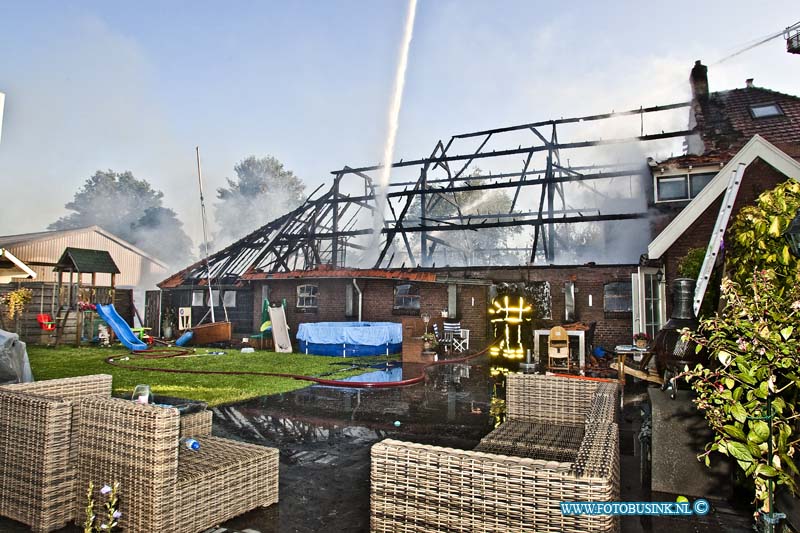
[
  {"x1": 451, "y1": 101, "x2": 691, "y2": 139},
  {"x1": 331, "y1": 128, "x2": 693, "y2": 175},
  {"x1": 312, "y1": 212, "x2": 648, "y2": 238}
]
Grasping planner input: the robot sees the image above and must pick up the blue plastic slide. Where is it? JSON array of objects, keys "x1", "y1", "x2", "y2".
[{"x1": 95, "y1": 303, "x2": 148, "y2": 351}]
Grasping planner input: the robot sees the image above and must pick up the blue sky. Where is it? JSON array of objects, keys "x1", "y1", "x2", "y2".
[{"x1": 1, "y1": 1, "x2": 798, "y2": 245}]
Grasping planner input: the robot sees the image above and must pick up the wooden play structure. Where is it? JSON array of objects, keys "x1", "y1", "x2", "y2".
[{"x1": 52, "y1": 247, "x2": 120, "y2": 346}]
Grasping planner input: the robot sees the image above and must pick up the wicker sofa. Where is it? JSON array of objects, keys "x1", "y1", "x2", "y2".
[
  {"x1": 77, "y1": 396, "x2": 279, "y2": 533},
  {"x1": 370, "y1": 374, "x2": 619, "y2": 533},
  {"x1": 0, "y1": 374, "x2": 114, "y2": 532}
]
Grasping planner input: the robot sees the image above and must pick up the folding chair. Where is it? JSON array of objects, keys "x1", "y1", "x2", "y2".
[
  {"x1": 431, "y1": 323, "x2": 452, "y2": 353},
  {"x1": 443, "y1": 321, "x2": 470, "y2": 353}
]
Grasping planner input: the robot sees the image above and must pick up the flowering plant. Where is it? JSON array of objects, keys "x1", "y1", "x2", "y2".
[
  {"x1": 0, "y1": 287, "x2": 33, "y2": 321},
  {"x1": 633, "y1": 332, "x2": 650, "y2": 342},
  {"x1": 84, "y1": 481, "x2": 121, "y2": 532},
  {"x1": 78, "y1": 301, "x2": 97, "y2": 312}
]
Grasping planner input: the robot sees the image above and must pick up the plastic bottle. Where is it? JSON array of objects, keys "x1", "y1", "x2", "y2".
[
  {"x1": 180, "y1": 437, "x2": 200, "y2": 451},
  {"x1": 131, "y1": 384, "x2": 153, "y2": 405}
]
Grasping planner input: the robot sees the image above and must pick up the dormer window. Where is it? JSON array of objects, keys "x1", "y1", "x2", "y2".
[
  {"x1": 750, "y1": 103, "x2": 783, "y2": 119},
  {"x1": 655, "y1": 171, "x2": 716, "y2": 202}
]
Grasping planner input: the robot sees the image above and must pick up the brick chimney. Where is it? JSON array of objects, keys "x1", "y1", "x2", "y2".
[
  {"x1": 690, "y1": 60, "x2": 708, "y2": 100},
  {"x1": 746, "y1": 78, "x2": 754, "y2": 88}
]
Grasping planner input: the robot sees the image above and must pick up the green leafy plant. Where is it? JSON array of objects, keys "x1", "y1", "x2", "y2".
[
  {"x1": 677, "y1": 247, "x2": 706, "y2": 279},
  {"x1": 84, "y1": 481, "x2": 121, "y2": 532},
  {"x1": 727, "y1": 179, "x2": 800, "y2": 288},
  {"x1": 421, "y1": 332, "x2": 438, "y2": 347},
  {"x1": 683, "y1": 270, "x2": 800, "y2": 517}
]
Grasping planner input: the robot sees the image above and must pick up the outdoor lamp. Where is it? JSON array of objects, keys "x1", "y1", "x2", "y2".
[
  {"x1": 421, "y1": 312, "x2": 430, "y2": 333},
  {"x1": 656, "y1": 268, "x2": 664, "y2": 283},
  {"x1": 785, "y1": 208, "x2": 800, "y2": 258}
]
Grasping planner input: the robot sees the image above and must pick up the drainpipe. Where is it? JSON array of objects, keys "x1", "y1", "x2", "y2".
[{"x1": 352, "y1": 279, "x2": 362, "y2": 322}]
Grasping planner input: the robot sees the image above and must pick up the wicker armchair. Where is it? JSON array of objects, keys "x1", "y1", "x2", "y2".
[
  {"x1": 371, "y1": 374, "x2": 620, "y2": 533},
  {"x1": 76, "y1": 397, "x2": 279, "y2": 533},
  {"x1": 0, "y1": 374, "x2": 113, "y2": 532}
]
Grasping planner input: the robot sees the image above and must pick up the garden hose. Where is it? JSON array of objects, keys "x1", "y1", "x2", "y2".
[{"x1": 104, "y1": 344, "x2": 494, "y2": 389}]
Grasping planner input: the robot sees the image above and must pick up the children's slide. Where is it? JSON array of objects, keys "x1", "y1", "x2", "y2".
[
  {"x1": 95, "y1": 303, "x2": 148, "y2": 352},
  {"x1": 267, "y1": 304, "x2": 292, "y2": 353}
]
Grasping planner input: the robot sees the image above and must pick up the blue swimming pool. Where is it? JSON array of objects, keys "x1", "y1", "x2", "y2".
[{"x1": 297, "y1": 321, "x2": 403, "y2": 357}]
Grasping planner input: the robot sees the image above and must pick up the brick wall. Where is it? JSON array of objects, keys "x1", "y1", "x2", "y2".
[
  {"x1": 661, "y1": 159, "x2": 791, "y2": 316},
  {"x1": 249, "y1": 263, "x2": 638, "y2": 353},
  {"x1": 457, "y1": 265, "x2": 638, "y2": 350}
]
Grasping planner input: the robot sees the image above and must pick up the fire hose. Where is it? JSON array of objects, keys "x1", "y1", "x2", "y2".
[{"x1": 105, "y1": 343, "x2": 494, "y2": 389}]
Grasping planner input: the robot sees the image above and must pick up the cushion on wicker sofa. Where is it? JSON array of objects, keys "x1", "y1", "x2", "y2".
[
  {"x1": 0, "y1": 374, "x2": 113, "y2": 532},
  {"x1": 370, "y1": 374, "x2": 620, "y2": 533},
  {"x1": 77, "y1": 396, "x2": 279, "y2": 533}
]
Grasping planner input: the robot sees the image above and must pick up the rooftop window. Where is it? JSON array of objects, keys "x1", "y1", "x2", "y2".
[{"x1": 750, "y1": 103, "x2": 783, "y2": 119}]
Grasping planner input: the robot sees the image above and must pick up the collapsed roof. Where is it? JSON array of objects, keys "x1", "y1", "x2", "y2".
[{"x1": 161, "y1": 100, "x2": 694, "y2": 288}]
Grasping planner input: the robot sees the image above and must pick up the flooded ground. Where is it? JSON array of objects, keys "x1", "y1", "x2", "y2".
[
  {"x1": 214, "y1": 358, "x2": 494, "y2": 533},
  {"x1": 0, "y1": 357, "x2": 755, "y2": 533}
]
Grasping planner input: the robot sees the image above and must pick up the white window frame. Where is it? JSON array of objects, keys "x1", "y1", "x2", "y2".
[
  {"x1": 632, "y1": 267, "x2": 666, "y2": 340},
  {"x1": 345, "y1": 283, "x2": 355, "y2": 317},
  {"x1": 654, "y1": 167, "x2": 719, "y2": 203},
  {"x1": 296, "y1": 284, "x2": 319, "y2": 309}
]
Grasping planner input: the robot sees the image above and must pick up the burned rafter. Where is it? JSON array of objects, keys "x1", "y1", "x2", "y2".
[
  {"x1": 164, "y1": 99, "x2": 694, "y2": 285},
  {"x1": 331, "y1": 128, "x2": 693, "y2": 176}
]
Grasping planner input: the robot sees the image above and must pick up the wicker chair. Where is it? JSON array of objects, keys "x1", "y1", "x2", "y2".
[
  {"x1": 76, "y1": 397, "x2": 279, "y2": 533},
  {"x1": 0, "y1": 374, "x2": 113, "y2": 532},
  {"x1": 371, "y1": 374, "x2": 620, "y2": 533}
]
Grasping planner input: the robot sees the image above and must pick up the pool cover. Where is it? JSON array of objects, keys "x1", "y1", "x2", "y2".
[
  {"x1": 297, "y1": 322, "x2": 402, "y2": 346},
  {"x1": 297, "y1": 322, "x2": 403, "y2": 356}
]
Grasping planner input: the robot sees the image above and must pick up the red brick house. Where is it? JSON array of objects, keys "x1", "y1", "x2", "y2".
[{"x1": 645, "y1": 62, "x2": 800, "y2": 321}]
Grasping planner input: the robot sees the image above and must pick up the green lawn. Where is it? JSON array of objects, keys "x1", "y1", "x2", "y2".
[{"x1": 27, "y1": 345, "x2": 392, "y2": 406}]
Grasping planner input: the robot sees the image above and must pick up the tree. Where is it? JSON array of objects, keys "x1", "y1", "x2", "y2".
[
  {"x1": 213, "y1": 156, "x2": 306, "y2": 248},
  {"x1": 49, "y1": 170, "x2": 193, "y2": 267}
]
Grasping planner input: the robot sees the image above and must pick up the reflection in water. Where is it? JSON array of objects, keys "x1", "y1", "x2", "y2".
[{"x1": 212, "y1": 356, "x2": 501, "y2": 450}]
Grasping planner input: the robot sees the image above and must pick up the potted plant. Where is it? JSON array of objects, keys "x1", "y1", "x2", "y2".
[
  {"x1": 421, "y1": 332, "x2": 437, "y2": 351},
  {"x1": 633, "y1": 332, "x2": 650, "y2": 348}
]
